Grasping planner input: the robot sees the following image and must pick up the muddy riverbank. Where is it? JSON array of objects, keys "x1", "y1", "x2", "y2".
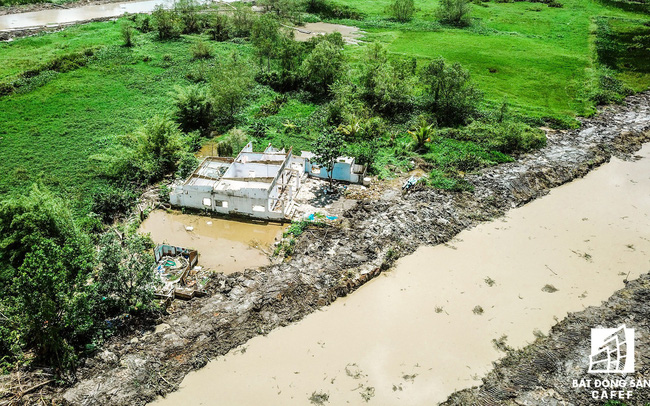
[
  {"x1": 443, "y1": 272, "x2": 650, "y2": 405},
  {"x1": 5, "y1": 92, "x2": 650, "y2": 405},
  {"x1": 151, "y1": 143, "x2": 650, "y2": 405}
]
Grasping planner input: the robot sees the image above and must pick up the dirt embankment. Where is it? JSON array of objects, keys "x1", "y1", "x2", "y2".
[
  {"x1": 442, "y1": 273, "x2": 650, "y2": 406},
  {"x1": 4, "y1": 92, "x2": 650, "y2": 405}
]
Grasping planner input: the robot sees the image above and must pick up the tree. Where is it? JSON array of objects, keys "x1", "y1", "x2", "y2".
[
  {"x1": 251, "y1": 14, "x2": 282, "y2": 72},
  {"x1": 91, "y1": 115, "x2": 183, "y2": 184},
  {"x1": 312, "y1": 130, "x2": 344, "y2": 190},
  {"x1": 175, "y1": 0, "x2": 202, "y2": 34},
  {"x1": 0, "y1": 185, "x2": 96, "y2": 370},
  {"x1": 258, "y1": 0, "x2": 304, "y2": 19},
  {"x1": 420, "y1": 58, "x2": 482, "y2": 127},
  {"x1": 389, "y1": 0, "x2": 415, "y2": 22},
  {"x1": 231, "y1": 3, "x2": 255, "y2": 37},
  {"x1": 210, "y1": 53, "x2": 255, "y2": 123},
  {"x1": 408, "y1": 116, "x2": 436, "y2": 151},
  {"x1": 206, "y1": 14, "x2": 231, "y2": 41},
  {"x1": 302, "y1": 38, "x2": 346, "y2": 94},
  {"x1": 152, "y1": 5, "x2": 180, "y2": 40},
  {"x1": 436, "y1": 0, "x2": 472, "y2": 27},
  {"x1": 360, "y1": 43, "x2": 415, "y2": 115},
  {"x1": 171, "y1": 84, "x2": 214, "y2": 134},
  {"x1": 96, "y1": 232, "x2": 159, "y2": 315},
  {"x1": 121, "y1": 22, "x2": 135, "y2": 47}
]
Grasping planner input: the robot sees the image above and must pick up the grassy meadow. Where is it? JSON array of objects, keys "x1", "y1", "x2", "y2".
[{"x1": 0, "y1": 0, "x2": 648, "y2": 217}]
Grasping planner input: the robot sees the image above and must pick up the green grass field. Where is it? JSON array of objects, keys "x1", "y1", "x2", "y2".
[
  {"x1": 331, "y1": 0, "x2": 649, "y2": 121},
  {"x1": 0, "y1": 0, "x2": 648, "y2": 215}
]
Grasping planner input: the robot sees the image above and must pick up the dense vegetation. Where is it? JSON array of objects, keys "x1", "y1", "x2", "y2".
[{"x1": 0, "y1": 0, "x2": 648, "y2": 373}]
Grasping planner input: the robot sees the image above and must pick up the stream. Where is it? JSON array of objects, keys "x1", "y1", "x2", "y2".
[{"x1": 151, "y1": 144, "x2": 650, "y2": 405}]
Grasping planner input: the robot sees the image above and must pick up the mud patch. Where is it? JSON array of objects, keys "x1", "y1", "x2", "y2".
[
  {"x1": 291, "y1": 22, "x2": 363, "y2": 44},
  {"x1": 139, "y1": 210, "x2": 283, "y2": 274}
]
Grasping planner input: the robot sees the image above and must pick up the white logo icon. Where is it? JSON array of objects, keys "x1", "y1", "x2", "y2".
[{"x1": 588, "y1": 325, "x2": 635, "y2": 374}]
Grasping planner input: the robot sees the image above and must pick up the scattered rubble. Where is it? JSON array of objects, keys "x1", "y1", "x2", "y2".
[{"x1": 4, "y1": 92, "x2": 650, "y2": 405}]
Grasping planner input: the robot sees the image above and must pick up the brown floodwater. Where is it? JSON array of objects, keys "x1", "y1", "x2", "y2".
[
  {"x1": 139, "y1": 210, "x2": 284, "y2": 274},
  {"x1": 0, "y1": 0, "x2": 236, "y2": 31},
  {"x1": 152, "y1": 144, "x2": 650, "y2": 405}
]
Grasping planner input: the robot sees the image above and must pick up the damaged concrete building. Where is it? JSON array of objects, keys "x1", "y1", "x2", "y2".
[{"x1": 170, "y1": 142, "x2": 366, "y2": 220}]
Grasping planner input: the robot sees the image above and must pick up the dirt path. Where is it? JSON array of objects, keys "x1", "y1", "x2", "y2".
[{"x1": 4, "y1": 93, "x2": 649, "y2": 405}]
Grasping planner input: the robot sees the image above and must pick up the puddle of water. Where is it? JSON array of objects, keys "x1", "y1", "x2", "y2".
[
  {"x1": 139, "y1": 210, "x2": 284, "y2": 274},
  {"x1": 292, "y1": 22, "x2": 361, "y2": 44},
  {"x1": 195, "y1": 140, "x2": 219, "y2": 159},
  {"x1": 151, "y1": 144, "x2": 650, "y2": 405}
]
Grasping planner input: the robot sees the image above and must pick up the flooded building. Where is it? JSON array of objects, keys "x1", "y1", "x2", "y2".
[{"x1": 170, "y1": 142, "x2": 366, "y2": 220}]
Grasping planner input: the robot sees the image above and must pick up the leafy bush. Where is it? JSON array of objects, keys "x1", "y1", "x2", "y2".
[
  {"x1": 231, "y1": 3, "x2": 256, "y2": 37},
  {"x1": 440, "y1": 120, "x2": 546, "y2": 154},
  {"x1": 91, "y1": 115, "x2": 184, "y2": 185},
  {"x1": 210, "y1": 53, "x2": 256, "y2": 123},
  {"x1": 360, "y1": 43, "x2": 416, "y2": 116},
  {"x1": 153, "y1": 5, "x2": 180, "y2": 40},
  {"x1": 389, "y1": 0, "x2": 416, "y2": 22},
  {"x1": 436, "y1": 0, "x2": 472, "y2": 26},
  {"x1": 175, "y1": 0, "x2": 203, "y2": 34},
  {"x1": 302, "y1": 37, "x2": 346, "y2": 95},
  {"x1": 0, "y1": 185, "x2": 97, "y2": 370},
  {"x1": 191, "y1": 41, "x2": 213, "y2": 60},
  {"x1": 96, "y1": 232, "x2": 159, "y2": 316},
  {"x1": 217, "y1": 128, "x2": 249, "y2": 157},
  {"x1": 177, "y1": 151, "x2": 200, "y2": 178},
  {"x1": 306, "y1": 0, "x2": 363, "y2": 19},
  {"x1": 420, "y1": 58, "x2": 482, "y2": 127},
  {"x1": 171, "y1": 84, "x2": 214, "y2": 133},
  {"x1": 206, "y1": 14, "x2": 232, "y2": 41},
  {"x1": 91, "y1": 185, "x2": 138, "y2": 224},
  {"x1": 121, "y1": 22, "x2": 135, "y2": 47}
]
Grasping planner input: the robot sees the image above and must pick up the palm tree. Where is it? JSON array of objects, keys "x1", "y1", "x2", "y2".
[{"x1": 408, "y1": 117, "x2": 436, "y2": 152}]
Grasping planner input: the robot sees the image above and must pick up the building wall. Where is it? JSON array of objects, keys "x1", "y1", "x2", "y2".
[
  {"x1": 170, "y1": 186, "x2": 286, "y2": 220},
  {"x1": 305, "y1": 160, "x2": 361, "y2": 184}
]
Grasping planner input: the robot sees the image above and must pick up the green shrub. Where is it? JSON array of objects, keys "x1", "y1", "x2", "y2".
[
  {"x1": 589, "y1": 67, "x2": 633, "y2": 105},
  {"x1": 420, "y1": 58, "x2": 482, "y2": 127},
  {"x1": 175, "y1": 0, "x2": 203, "y2": 34},
  {"x1": 177, "y1": 152, "x2": 200, "y2": 178},
  {"x1": 440, "y1": 120, "x2": 546, "y2": 154},
  {"x1": 191, "y1": 41, "x2": 213, "y2": 60},
  {"x1": 121, "y1": 22, "x2": 135, "y2": 47},
  {"x1": 217, "y1": 128, "x2": 249, "y2": 157},
  {"x1": 306, "y1": 0, "x2": 363, "y2": 19},
  {"x1": 436, "y1": 0, "x2": 472, "y2": 26},
  {"x1": 153, "y1": 6, "x2": 180, "y2": 40},
  {"x1": 91, "y1": 185, "x2": 138, "y2": 224},
  {"x1": 206, "y1": 14, "x2": 232, "y2": 41},
  {"x1": 389, "y1": 0, "x2": 416, "y2": 22}
]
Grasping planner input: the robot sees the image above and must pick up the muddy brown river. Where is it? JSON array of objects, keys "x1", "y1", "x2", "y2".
[
  {"x1": 139, "y1": 210, "x2": 283, "y2": 274},
  {"x1": 151, "y1": 144, "x2": 650, "y2": 405}
]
